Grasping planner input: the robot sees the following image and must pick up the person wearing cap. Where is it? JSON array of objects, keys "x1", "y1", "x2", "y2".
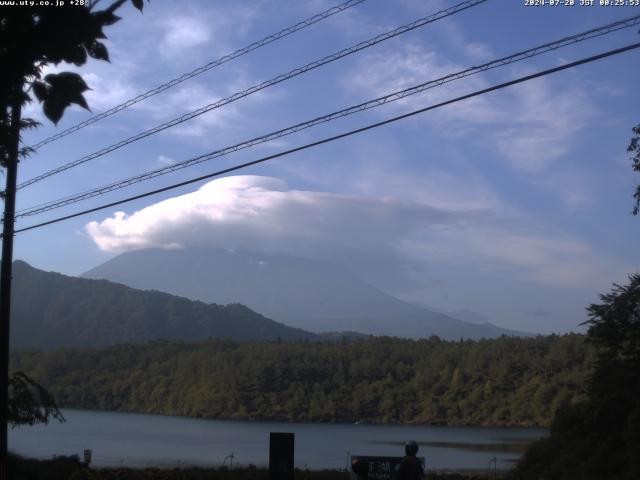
[{"x1": 396, "y1": 440, "x2": 424, "y2": 480}]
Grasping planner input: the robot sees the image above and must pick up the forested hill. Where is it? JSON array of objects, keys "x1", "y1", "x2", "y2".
[
  {"x1": 12, "y1": 334, "x2": 593, "y2": 427},
  {"x1": 10, "y1": 260, "x2": 320, "y2": 349}
]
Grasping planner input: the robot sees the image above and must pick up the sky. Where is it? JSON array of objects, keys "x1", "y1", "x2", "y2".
[{"x1": 12, "y1": 0, "x2": 640, "y2": 334}]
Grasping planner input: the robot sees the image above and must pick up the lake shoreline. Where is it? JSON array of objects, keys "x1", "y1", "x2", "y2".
[
  {"x1": 10, "y1": 409, "x2": 546, "y2": 471},
  {"x1": 55, "y1": 406, "x2": 550, "y2": 430}
]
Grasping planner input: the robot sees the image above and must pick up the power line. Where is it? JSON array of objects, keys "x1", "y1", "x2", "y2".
[
  {"x1": 16, "y1": 0, "x2": 488, "y2": 190},
  {"x1": 26, "y1": 0, "x2": 368, "y2": 151},
  {"x1": 16, "y1": 14, "x2": 640, "y2": 218},
  {"x1": 12, "y1": 42, "x2": 640, "y2": 236}
]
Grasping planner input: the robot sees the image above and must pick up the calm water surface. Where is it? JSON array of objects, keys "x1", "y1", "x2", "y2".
[{"x1": 9, "y1": 409, "x2": 546, "y2": 471}]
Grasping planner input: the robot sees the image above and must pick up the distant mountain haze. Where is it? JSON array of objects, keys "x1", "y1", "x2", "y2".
[
  {"x1": 10, "y1": 260, "x2": 320, "y2": 350},
  {"x1": 449, "y1": 309, "x2": 492, "y2": 325},
  {"x1": 411, "y1": 303, "x2": 492, "y2": 324},
  {"x1": 83, "y1": 247, "x2": 527, "y2": 340}
]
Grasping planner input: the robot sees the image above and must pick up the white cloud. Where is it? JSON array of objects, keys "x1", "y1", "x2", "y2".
[
  {"x1": 402, "y1": 224, "x2": 620, "y2": 289},
  {"x1": 348, "y1": 165, "x2": 503, "y2": 212},
  {"x1": 157, "y1": 155, "x2": 175, "y2": 166},
  {"x1": 85, "y1": 175, "x2": 473, "y2": 254},
  {"x1": 464, "y1": 42, "x2": 494, "y2": 63},
  {"x1": 128, "y1": 71, "x2": 277, "y2": 143},
  {"x1": 159, "y1": 16, "x2": 211, "y2": 57},
  {"x1": 469, "y1": 231, "x2": 593, "y2": 285},
  {"x1": 303, "y1": 0, "x2": 387, "y2": 38},
  {"x1": 85, "y1": 175, "x2": 620, "y2": 290},
  {"x1": 343, "y1": 43, "x2": 597, "y2": 172},
  {"x1": 155, "y1": 4, "x2": 259, "y2": 60},
  {"x1": 492, "y1": 79, "x2": 594, "y2": 172},
  {"x1": 535, "y1": 172, "x2": 593, "y2": 209},
  {"x1": 140, "y1": 83, "x2": 243, "y2": 136},
  {"x1": 81, "y1": 71, "x2": 139, "y2": 112}
]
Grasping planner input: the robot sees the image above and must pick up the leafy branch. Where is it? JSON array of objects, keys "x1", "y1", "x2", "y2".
[{"x1": 8, "y1": 372, "x2": 64, "y2": 427}]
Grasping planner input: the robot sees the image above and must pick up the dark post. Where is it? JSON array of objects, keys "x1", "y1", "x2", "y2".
[
  {"x1": 0, "y1": 86, "x2": 22, "y2": 480},
  {"x1": 83, "y1": 449, "x2": 92, "y2": 466},
  {"x1": 269, "y1": 432, "x2": 294, "y2": 480}
]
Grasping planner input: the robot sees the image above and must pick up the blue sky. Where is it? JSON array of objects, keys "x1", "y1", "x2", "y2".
[{"x1": 14, "y1": 0, "x2": 640, "y2": 334}]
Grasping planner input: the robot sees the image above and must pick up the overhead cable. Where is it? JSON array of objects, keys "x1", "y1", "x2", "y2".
[
  {"x1": 16, "y1": 14, "x2": 640, "y2": 218},
  {"x1": 17, "y1": 0, "x2": 488, "y2": 190},
  {"x1": 26, "y1": 0, "x2": 368, "y2": 151},
  {"x1": 12, "y1": 41, "x2": 640, "y2": 235}
]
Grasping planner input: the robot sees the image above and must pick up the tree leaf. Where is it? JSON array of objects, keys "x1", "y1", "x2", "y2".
[
  {"x1": 94, "y1": 10, "x2": 121, "y2": 26},
  {"x1": 87, "y1": 41, "x2": 109, "y2": 62},
  {"x1": 41, "y1": 72, "x2": 92, "y2": 122},
  {"x1": 65, "y1": 45, "x2": 88, "y2": 66},
  {"x1": 42, "y1": 97, "x2": 69, "y2": 125},
  {"x1": 71, "y1": 93, "x2": 90, "y2": 111},
  {"x1": 45, "y1": 72, "x2": 90, "y2": 93},
  {"x1": 131, "y1": 0, "x2": 144, "y2": 12},
  {"x1": 32, "y1": 81, "x2": 49, "y2": 102}
]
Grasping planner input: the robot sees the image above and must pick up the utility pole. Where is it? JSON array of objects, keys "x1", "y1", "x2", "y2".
[
  {"x1": 223, "y1": 453, "x2": 235, "y2": 470},
  {"x1": 0, "y1": 82, "x2": 23, "y2": 480},
  {"x1": 0, "y1": 3, "x2": 149, "y2": 475},
  {"x1": 489, "y1": 456, "x2": 497, "y2": 479}
]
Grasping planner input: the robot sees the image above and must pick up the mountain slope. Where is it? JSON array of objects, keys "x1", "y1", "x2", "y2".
[
  {"x1": 83, "y1": 247, "x2": 526, "y2": 340},
  {"x1": 449, "y1": 309, "x2": 491, "y2": 324},
  {"x1": 10, "y1": 260, "x2": 319, "y2": 350}
]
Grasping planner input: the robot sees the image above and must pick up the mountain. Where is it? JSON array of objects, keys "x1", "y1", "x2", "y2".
[
  {"x1": 10, "y1": 260, "x2": 320, "y2": 350},
  {"x1": 83, "y1": 247, "x2": 526, "y2": 340},
  {"x1": 449, "y1": 309, "x2": 492, "y2": 325},
  {"x1": 411, "y1": 304, "x2": 493, "y2": 325}
]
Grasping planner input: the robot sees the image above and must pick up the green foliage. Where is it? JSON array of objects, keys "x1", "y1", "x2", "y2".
[
  {"x1": 512, "y1": 274, "x2": 640, "y2": 480},
  {"x1": 8, "y1": 371, "x2": 64, "y2": 427},
  {"x1": 0, "y1": 0, "x2": 147, "y2": 127},
  {"x1": 32, "y1": 73, "x2": 91, "y2": 124},
  {"x1": 12, "y1": 334, "x2": 591, "y2": 427}
]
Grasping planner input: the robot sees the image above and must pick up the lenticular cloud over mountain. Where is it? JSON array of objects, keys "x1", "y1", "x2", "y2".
[
  {"x1": 84, "y1": 175, "x2": 469, "y2": 256},
  {"x1": 84, "y1": 174, "x2": 616, "y2": 309}
]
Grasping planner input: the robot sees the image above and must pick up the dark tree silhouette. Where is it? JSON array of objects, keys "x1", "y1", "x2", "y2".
[
  {"x1": 0, "y1": 1, "x2": 150, "y2": 477},
  {"x1": 628, "y1": 124, "x2": 640, "y2": 215},
  {"x1": 1, "y1": 0, "x2": 148, "y2": 130},
  {"x1": 7, "y1": 372, "x2": 64, "y2": 428},
  {"x1": 513, "y1": 274, "x2": 640, "y2": 480}
]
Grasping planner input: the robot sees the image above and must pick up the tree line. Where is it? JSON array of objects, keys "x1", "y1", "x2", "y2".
[{"x1": 12, "y1": 334, "x2": 591, "y2": 427}]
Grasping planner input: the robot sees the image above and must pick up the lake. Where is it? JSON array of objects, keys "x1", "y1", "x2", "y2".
[{"x1": 9, "y1": 409, "x2": 546, "y2": 471}]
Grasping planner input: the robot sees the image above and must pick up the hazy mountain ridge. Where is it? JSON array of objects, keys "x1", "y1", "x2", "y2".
[
  {"x1": 83, "y1": 247, "x2": 527, "y2": 340},
  {"x1": 449, "y1": 309, "x2": 492, "y2": 325},
  {"x1": 10, "y1": 260, "x2": 321, "y2": 350}
]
